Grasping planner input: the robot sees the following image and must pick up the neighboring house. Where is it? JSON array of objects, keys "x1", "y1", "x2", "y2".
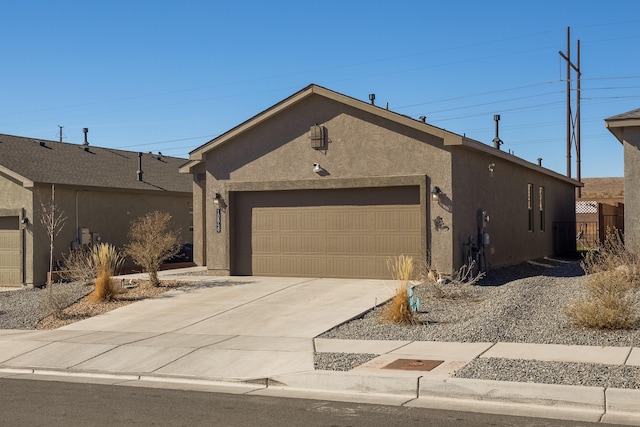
[
  {"x1": 605, "y1": 108, "x2": 640, "y2": 249},
  {"x1": 0, "y1": 134, "x2": 192, "y2": 287},
  {"x1": 180, "y1": 84, "x2": 579, "y2": 280}
]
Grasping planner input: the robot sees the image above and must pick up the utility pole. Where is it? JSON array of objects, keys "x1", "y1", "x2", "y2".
[
  {"x1": 558, "y1": 27, "x2": 581, "y2": 195},
  {"x1": 576, "y1": 39, "x2": 581, "y2": 197}
]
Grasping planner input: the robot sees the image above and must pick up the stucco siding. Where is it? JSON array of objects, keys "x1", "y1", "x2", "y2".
[
  {"x1": 624, "y1": 127, "x2": 640, "y2": 250},
  {"x1": 202, "y1": 94, "x2": 454, "y2": 276},
  {"x1": 451, "y1": 147, "x2": 575, "y2": 270}
]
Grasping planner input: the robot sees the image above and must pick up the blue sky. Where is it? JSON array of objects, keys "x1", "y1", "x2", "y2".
[{"x1": 2, "y1": 1, "x2": 639, "y2": 178}]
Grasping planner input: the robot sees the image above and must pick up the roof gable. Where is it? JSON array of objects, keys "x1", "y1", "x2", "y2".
[
  {"x1": 184, "y1": 84, "x2": 579, "y2": 186},
  {"x1": 187, "y1": 84, "x2": 463, "y2": 163},
  {"x1": 605, "y1": 107, "x2": 640, "y2": 144},
  {"x1": 0, "y1": 134, "x2": 191, "y2": 193}
]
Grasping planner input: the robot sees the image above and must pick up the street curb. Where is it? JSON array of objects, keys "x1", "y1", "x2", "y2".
[
  {"x1": 2, "y1": 367, "x2": 640, "y2": 424},
  {"x1": 412, "y1": 378, "x2": 604, "y2": 423},
  {"x1": 603, "y1": 388, "x2": 640, "y2": 425}
]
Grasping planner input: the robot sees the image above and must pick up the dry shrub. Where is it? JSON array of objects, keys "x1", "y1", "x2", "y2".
[
  {"x1": 566, "y1": 271, "x2": 638, "y2": 329},
  {"x1": 88, "y1": 244, "x2": 124, "y2": 303},
  {"x1": 381, "y1": 255, "x2": 417, "y2": 324},
  {"x1": 90, "y1": 269, "x2": 122, "y2": 303},
  {"x1": 124, "y1": 211, "x2": 181, "y2": 287},
  {"x1": 61, "y1": 249, "x2": 96, "y2": 285},
  {"x1": 91, "y1": 243, "x2": 124, "y2": 277},
  {"x1": 41, "y1": 283, "x2": 76, "y2": 319},
  {"x1": 566, "y1": 229, "x2": 640, "y2": 329},
  {"x1": 424, "y1": 259, "x2": 484, "y2": 300},
  {"x1": 582, "y1": 229, "x2": 640, "y2": 284}
]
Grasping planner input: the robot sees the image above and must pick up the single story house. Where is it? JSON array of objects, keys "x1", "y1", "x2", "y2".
[
  {"x1": 0, "y1": 133, "x2": 192, "y2": 287},
  {"x1": 180, "y1": 84, "x2": 580, "y2": 279},
  {"x1": 605, "y1": 108, "x2": 640, "y2": 249}
]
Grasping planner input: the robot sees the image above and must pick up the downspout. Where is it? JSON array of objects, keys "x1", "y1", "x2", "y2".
[
  {"x1": 21, "y1": 208, "x2": 26, "y2": 286},
  {"x1": 75, "y1": 190, "x2": 79, "y2": 245}
]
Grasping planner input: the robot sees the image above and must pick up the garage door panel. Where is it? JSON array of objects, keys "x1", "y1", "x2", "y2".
[
  {"x1": 0, "y1": 229, "x2": 21, "y2": 286},
  {"x1": 326, "y1": 234, "x2": 369, "y2": 253},
  {"x1": 248, "y1": 199, "x2": 421, "y2": 279}
]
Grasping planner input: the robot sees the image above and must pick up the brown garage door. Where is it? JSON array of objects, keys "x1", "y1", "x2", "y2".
[
  {"x1": 0, "y1": 216, "x2": 22, "y2": 286},
  {"x1": 233, "y1": 187, "x2": 422, "y2": 279}
]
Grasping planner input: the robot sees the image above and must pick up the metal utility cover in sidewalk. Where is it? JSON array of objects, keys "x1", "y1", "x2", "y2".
[{"x1": 382, "y1": 358, "x2": 444, "y2": 372}]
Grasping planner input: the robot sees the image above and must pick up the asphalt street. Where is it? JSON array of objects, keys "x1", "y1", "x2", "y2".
[{"x1": 0, "y1": 378, "x2": 619, "y2": 427}]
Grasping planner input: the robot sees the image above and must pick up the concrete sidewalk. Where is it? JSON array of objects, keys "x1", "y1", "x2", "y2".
[{"x1": 0, "y1": 270, "x2": 639, "y2": 425}]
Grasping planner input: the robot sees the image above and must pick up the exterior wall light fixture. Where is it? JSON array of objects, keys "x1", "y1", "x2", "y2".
[
  {"x1": 431, "y1": 186, "x2": 443, "y2": 201},
  {"x1": 313, "y1": 163, "x2": 322, "y2": 173},
  {"x1": 213, "y1": 193, "x2": 222, "y2": 206}
]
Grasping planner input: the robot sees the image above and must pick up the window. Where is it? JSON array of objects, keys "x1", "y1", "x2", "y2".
[
  {"x1": 527, "y1": 183, "x2": 534, "y2": 232},
  {"x1": 539, "y1": 186, "x2": 545, "y2": 232}
]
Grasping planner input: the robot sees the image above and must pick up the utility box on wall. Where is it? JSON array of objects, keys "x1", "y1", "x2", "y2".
[{"x1": 79, "y1": 228, "x2": 91, "y2": 245}]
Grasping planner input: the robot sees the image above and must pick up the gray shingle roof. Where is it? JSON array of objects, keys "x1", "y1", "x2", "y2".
[
  {"x1": 0, "y1": 134, "x2": 191, "y2": 193},
  {"x1": 606, "y1": 108, "x2": 640, "y2": 121}
]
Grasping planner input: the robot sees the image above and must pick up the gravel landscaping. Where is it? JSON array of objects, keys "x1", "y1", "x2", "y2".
[{"x1": 315, "y1": 257, "x2": 640, "y2": 389}]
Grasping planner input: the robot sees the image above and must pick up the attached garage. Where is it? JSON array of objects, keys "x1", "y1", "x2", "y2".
[
  {"x1": 0, "y1": 216, "x2": 22, "y2": 286},
  {"x1": 232, "y1": 186, "x2": 423, "y2": 279}
]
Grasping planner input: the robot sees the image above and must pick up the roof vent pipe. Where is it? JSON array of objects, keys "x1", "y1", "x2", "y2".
[
  {"x1": 492, "y1": 115, "x2": 503, "y2": 150},
  {"x1": 419, "y1": 116, "x2": 426, "y2": 123},
  {"x1": 538, "y1": 158, "x2": 543, "y2": 166},
  {"x1": 82, "y1": 128, "x2": 89, "y2": 145},
  {"x1": 369, "y1": 93, "x2": 375, "y2": 105},
  {"x1": 137, "y1": 152, "x2": 143, "y2": 181}
]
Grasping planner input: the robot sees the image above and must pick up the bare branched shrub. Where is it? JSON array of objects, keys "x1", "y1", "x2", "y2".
[
  {"x1": 124, "y1": 211, "x2": 181, "y2": 287},
  {"x1": 40, "y1": 283, "x2": 75, "y2": 319},
  {"x1": 566, "y1": 229, "x2": 640, "y2": 329},
  {"x1": 382, "y1": 255, "x2": 418, "y2": 324},
  {"x1": 581, "y1": 229, "x2": 640, "y2": 287},
  {"x1": 61, "y1": 249, "x2": 96, "y2": 285},
  {"x1": 425, "y1": 258, "x2": 484, "y2": 300}
]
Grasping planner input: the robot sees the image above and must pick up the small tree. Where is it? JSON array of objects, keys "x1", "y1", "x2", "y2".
[
  {"x1": 39, "y1": 185, "x2": 66, "y2": 288},
  {"x1": 124, "y1": 211, "x2": 181, "y2": 287},
  {"x1": 38, "y1": 185, "x2": 71, "y2": 318}
]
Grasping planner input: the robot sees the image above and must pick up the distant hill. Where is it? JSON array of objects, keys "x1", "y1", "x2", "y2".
[{"x1": 580, "y1": 177, "x2": 624, "y2": 199}]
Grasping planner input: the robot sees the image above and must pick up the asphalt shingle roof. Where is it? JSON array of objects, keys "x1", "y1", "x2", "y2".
[
  {"x1": 606, "y1": 108, "x2": 640, "y2": 121},
  {"x1": 0, "y1": 134, "x2": 191, "y2": 193}
]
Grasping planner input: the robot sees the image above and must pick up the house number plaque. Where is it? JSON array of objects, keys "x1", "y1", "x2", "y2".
[{"x1": 216, "y1": 208, "x2": 221, "y2": 233}]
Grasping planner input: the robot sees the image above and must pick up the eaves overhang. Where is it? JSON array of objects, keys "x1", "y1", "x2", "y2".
[
  {"x1": 458, "y1": 137, "x2": 582, "y2": 187},
  {"x1": 0, "y1": 165, "x2": 34, "y2": 188},
  {"x1": 605, "y1": 118, "x2": 640, "y2": 144}
]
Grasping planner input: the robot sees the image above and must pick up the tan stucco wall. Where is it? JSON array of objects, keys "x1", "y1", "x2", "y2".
[
  {"x1": 26, "y1": 184, "x2": 192, "y2": 287},
  {"x1": 623, "y1": 127, "x2": 640, "y2": 251},
  {"x1": 191, "y1": 163, "x2": 207, "y2": 266},
  {"x1": 451, "y1": 147, "x2": 576, "y2": 270},
  {"x1": 197, "y1": 94, "x2": 454, "y2": 275}
]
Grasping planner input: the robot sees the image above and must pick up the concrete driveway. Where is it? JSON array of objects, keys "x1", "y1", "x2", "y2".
[{"x1": 0, "y1": 275, "x2": 396, "y2": 381}]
